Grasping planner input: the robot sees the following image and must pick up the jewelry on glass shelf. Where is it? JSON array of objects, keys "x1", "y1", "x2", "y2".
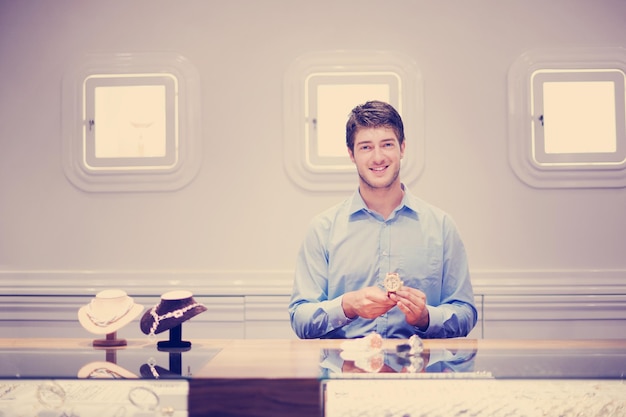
[
  {"x1": 36, "y1": 381, "x2": 66, "y2": 409},
  {"x1": 140, "y1": 290, "x2": 207, "y2": 336},
  {"x1": 128, "y1": 386, "x2": 160, "y2": 411},
  {"x1": 78, "y1": 289, "x2": 144, "y2": 335},
  {"x1": 87, "y1": 367, "x2": 126, "y2": 379},
  {"x1": 86, "y1": 297, "x2": 135, "y2": 328},
  {"x1": 148, "y1": 302, "x2": 202, "y2": 336},
  {"x1": 0, "y1": 383, "x2": 17, "y2": 400},
  {"x1": 395, "y1": 334, "x2": 425, "y2": 373},
  {"x1": 147, "y1": 357, "x2": 160, "y2": 379},
  {"x1": 161, "y1": 406, "x2": 176, "y2": 416},
  {"x1": 396, "y1": 334, "x2": 424, "y2": 357}
]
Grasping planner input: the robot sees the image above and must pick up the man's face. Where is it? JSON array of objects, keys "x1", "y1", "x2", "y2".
[{"x1": 349, "y1": 127, "x2": 405, "y2": 190}]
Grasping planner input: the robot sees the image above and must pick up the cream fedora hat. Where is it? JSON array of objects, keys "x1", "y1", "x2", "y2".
[{"x1": 78, "y1": 289, "x2": 144, "y2": 335}]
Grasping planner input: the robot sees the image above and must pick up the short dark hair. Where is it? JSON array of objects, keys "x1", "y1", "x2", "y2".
[{"x1": 345, "y1": 100, "x2": 405, "y2": 152}]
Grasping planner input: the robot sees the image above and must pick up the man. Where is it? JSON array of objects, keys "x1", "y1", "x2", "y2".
[{"x1": 289, "y1": 100, "x2": 477, "y2": 339}]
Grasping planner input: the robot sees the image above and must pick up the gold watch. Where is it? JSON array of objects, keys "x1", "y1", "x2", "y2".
[{"x1": 384, "y1": 272, "x2": 403, "y2": 293}]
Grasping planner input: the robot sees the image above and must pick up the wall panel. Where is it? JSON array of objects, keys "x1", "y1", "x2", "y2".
[
  {"x1": 1, "y1": 270, "x2": 624, "y2": 340},
  {"x1": 0, "y1": 0, "x2": 625, "y2": 341}
]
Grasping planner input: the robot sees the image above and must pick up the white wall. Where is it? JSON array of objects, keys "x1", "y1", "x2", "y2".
[{"x1": 0, "y1": 0, "x2": 625, "y2": 339}]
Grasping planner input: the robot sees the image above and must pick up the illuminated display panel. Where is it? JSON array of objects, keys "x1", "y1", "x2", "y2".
[
  {"x1": 62, "y1": 52, "x2": 201, "y2": 192},
  {"x1": 531, "y1": 69, "x2": 625, "y2": 166},
  {"x1": 284, "y1": 51, "x2": 423, "y2": 191},
  {"x1": 508, "y1": 47, "x2": 626, "y2": 188},
  {"x1": 83, "y1": 74, "x2": 178, "y2": 170}
]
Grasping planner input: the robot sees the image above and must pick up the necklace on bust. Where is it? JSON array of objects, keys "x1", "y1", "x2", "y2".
[
  {"x1": 148, "y1": 302, "x2": 202, "y2": 336},
  {"x1": 86, "y1": 298, "x2": 134, "y2": 328}
]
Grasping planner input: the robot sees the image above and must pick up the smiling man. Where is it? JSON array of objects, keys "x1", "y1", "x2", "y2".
[{"x1": 289, "y1": 100, "x2": 477, "y2": 339}]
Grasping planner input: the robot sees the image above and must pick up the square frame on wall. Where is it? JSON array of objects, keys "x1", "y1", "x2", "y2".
[
  {"x1": 62, "y1": 52, "x2": 202, "y2": 192},
  {"x1": 283, "y1": 50, "x2": 424, "y2": 191},
  {"x1": 508, "y1": 47, "x2": 626, "y2": 189}
]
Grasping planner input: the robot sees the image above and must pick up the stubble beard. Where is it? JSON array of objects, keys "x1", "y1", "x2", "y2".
[{"x1": 358, "y1": 165, "x2": 401, "y2": 192}]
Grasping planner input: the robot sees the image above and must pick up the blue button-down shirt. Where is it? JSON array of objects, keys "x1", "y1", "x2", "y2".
[{"x1": 289, "y1": 186, "x2": 477, "y2": 339}]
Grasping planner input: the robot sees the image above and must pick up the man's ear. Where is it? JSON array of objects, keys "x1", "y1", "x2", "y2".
[
  {"x1": 348, "y1": 147, "x2": 356, "y2": 163},
  {"x1": 400, "y1": 141, "x2": 406, "y2": 159}
]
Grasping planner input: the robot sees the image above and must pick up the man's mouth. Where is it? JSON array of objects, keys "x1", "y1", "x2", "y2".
[{"x1": 371, "y1": 166, "x2": 388, "y2": 173}]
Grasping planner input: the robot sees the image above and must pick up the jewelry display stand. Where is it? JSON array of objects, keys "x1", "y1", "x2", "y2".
[
  {"x1": 166, "y1": 350, "x2": 184, "y2": 375},
  {"x1": 77, "y1": 289, "x2": 144, "y2": 347},
  {"x1": 140, "y1": 347, "x2": 186, "y2": 379},
  {"x1": 92, "y1": 331, "x2": 127, "y2": 348},
  {"x1": 140, "y1": 290, "x2": 207, "y2": 351},
  {"x1": 77, "y1": 348, "x2": 138, "y2": 379},
  {"x1": 104, "y1": 348, "x2": 117, "y2": 364},
  {"x1": 157, "y1": 323, "x2": 192, "y2": 351}
]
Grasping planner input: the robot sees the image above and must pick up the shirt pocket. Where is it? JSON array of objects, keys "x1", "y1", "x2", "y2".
[{"x1": 396, "y1": 247, "x2": 442, "y2": 292}]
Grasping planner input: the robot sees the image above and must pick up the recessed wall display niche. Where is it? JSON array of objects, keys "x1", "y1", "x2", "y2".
[
  {"x1": 62, "y1": 53, "x2": 202, "y2": 192},
  {"x1": 508, "y1": 47, "x2": 626, "y2": 188},
  {"x1": 283, "y1": 50, "x2": 424, "y2": 191}
]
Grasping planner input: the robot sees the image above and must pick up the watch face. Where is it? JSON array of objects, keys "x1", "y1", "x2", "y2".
[{"x1": 384, "y1": 272, "x2": 402, "y2": 292}]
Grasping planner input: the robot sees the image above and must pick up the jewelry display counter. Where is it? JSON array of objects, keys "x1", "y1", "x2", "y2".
[{"x1": 1, "y1": 338, "x2": 625, "y2": 417}]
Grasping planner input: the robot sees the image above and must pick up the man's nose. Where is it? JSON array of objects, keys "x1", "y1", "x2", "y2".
[{"x1": 372, "y1": 146, "x2": 385, "y2": 161}]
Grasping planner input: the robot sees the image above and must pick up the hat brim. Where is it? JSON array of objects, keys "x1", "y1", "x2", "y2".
[{"x1": 78, "y1": 303, "x2": 144, "y2": 335}]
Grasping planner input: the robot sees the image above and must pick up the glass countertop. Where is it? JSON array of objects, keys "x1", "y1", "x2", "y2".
[
  {"x1": 2, "y1": 338, "x2": 624, "y2": 417},
  {"x1": 0, "y1": 346, "x2": 220, "y2": 379},
  {"x1": 1, "y1": 338, "x2": 625, "y2": 380},
  {"x1": 320, "y1": 345, "x2": 626, "y2": 380}
]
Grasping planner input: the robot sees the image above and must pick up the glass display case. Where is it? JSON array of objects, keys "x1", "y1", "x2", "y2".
[
  {"x1": 1, "y1": 338, "x2": 625, "y2": 417},
  {"x1": 321, "y1": 337, "x2": 626, "y2": 417},
  {"x1": 0, "y1": 340, "x2": 218, "y2": 417}
]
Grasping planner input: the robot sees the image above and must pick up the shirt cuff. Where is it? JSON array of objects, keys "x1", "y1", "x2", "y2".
[
  {"x1": 415, "y1": 305, "x2": 442, "y2": 337},
  {"x1": 326, "y1": 295, "x2": 354, "y2": 330}
]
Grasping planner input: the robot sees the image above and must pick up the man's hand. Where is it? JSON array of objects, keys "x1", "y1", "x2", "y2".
[
  {"x1": 342, "y1": 286, "x2": 396, "y2": 319},
  {"x1": 389, "y1": 287, "x2": 430, "y2": 330}
]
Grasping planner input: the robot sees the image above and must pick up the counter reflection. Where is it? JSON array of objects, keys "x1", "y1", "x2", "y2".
[{"x1": 320, "y1": 345, "x2": 478, "y2": 376}]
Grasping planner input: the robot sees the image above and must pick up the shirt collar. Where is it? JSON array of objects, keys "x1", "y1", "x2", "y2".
[{"x1": 348, "y1": 184, "x2": 420, "y2": 218}]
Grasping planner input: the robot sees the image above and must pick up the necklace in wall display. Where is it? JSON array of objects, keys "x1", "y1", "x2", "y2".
[
  {"x1": 78, "y1": 289, "x2": 144, "y2": 347},
  {"x1": 140, "y1": 290, "x2": 207, "y2": 351}
]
